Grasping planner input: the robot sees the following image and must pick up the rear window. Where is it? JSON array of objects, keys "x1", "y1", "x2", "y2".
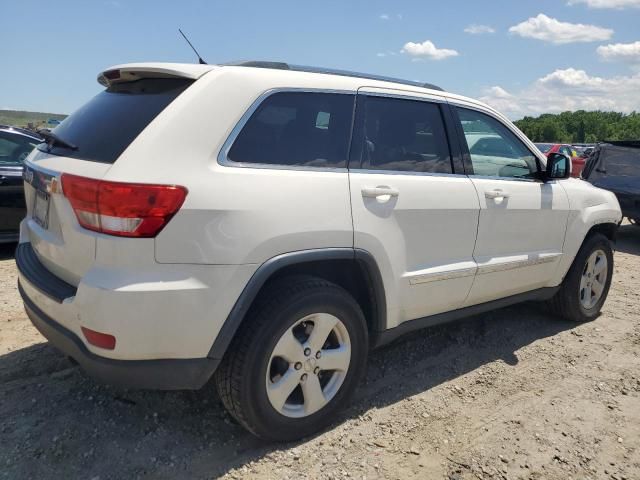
[{"x1": 38, "y1": 78, "x2": 193, "y2": 164}]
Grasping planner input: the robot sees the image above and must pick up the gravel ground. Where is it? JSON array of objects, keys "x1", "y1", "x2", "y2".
[{"x1": 1, "y1": 225, "x2": 639, "y2": 480}]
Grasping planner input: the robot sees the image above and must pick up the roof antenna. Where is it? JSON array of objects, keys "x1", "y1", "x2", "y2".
[{"x1": 178, "y1": 28, "x2": 207, "y2": 65}]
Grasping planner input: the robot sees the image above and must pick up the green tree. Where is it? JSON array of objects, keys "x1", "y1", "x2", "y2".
[
  {"x1": 577, "y1": 120, "x2": 585, "y2": 143},
  {"x1": 514, "y1": 111, "x2": 640, "y2": 143}
]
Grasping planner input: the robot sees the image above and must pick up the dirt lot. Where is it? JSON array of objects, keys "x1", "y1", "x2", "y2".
[{"x1": 1, "y1": 226, "x2": 639, "y2": 480}]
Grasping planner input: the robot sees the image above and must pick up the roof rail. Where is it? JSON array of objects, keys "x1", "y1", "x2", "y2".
[
  {"x1": 222, "y1": 61, "x2": 445, "y2": 92},
  {"x1": 222, "y1": 60, "x2": 290, "y2": 70}
]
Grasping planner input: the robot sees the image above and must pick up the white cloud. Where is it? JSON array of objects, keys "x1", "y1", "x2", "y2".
[
  {"x1": 464, "y1": 24, "x2": 496, "y2": 34},
  {"x1": 479, "y1": 68, "x2": 640, "y2": 118},
  {"x1": 379, "y1": 14, "x2": 390, "y2": 20},
  {"x1": 401, "y1": 40, "x2": 459, "y2": 60},
  {"x1": 376, "y1": 52, "x2": 387, "y2": 57},
  {"x1": 508, "y1": 13, "x2": 613, "y2": 44},
  {"x1": 597, "y1": 41, "x2": 640, "y2": 63},
  {"x1": 478, "y1": 87, "x2": 521, "y2": 116},
  {"x1": 486, "y1": 86, "x2": 514, "y2": 99},
  {"x1": 568, "y1": 0, "x2": 640, "y2": 8}
]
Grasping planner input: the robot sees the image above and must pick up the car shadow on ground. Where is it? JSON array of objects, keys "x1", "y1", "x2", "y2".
[
  {"x1": 0, "y1": 242, "x2": 16, "y2": 260},
  {"x1": 616, "y1": 223, "x2": 640, "y2": 256},
  {"x1": 0, "y1": 302, "x2": 577, "y2": 479}
]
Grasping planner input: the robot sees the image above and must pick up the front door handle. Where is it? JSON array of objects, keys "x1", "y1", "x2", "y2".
[
  {"x1": 485, "y1": 189, "x2": 510, "y2": 200},
  {"x1": 361, "y1": 186, "x2": 399, "y2": 198}
]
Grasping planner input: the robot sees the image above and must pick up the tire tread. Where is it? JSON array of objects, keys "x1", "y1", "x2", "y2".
[{"x1": 548, "y1": 232, "x2": 613, "y2": 322}]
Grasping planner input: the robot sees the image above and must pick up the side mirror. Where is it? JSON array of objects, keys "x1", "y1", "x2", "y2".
[{"x1": 545, "y1": 153, "x2": 571, "y2": 180}]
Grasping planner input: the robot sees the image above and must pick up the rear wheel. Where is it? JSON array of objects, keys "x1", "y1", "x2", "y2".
[
  {"x1": 214, "y1": 276, "x2": 368, "y2": 441},
  {"x1": 549, "y1": 233, "x2": 613, "y2": 322}
]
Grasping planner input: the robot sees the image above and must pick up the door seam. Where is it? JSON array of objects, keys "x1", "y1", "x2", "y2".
[{"x1": 462, "y1": 176, "x2": 483, "y2": 305}]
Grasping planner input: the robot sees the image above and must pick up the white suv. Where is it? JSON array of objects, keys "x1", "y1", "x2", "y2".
[{"x1": 17, "y1": 62, "x2": 622, "y2": 440}]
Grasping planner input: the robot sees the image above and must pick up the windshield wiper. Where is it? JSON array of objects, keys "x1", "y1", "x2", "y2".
[{"x1": 38, "y1": 129, "x2": 77, "y2": 151}]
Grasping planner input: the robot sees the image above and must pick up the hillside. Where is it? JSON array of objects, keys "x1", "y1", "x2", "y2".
[{"x1": 0, "y1": 109, "x2": 67, "y2": 129}]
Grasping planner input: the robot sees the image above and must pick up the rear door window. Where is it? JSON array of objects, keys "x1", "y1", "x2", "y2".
[
  {"x1": 38, "y1": 78, "x2": 193, "y2": 164},
  {"x1": 350, "y1": 95, "x2": 453, "y2": 173},
  {"x1": 227, "y1": 92, "x2": 355, "y2": 168}
]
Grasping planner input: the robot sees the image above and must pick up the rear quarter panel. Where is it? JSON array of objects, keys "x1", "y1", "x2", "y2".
[{"x1": 101, "y1": 68, "x2": 355, "y2": 265}]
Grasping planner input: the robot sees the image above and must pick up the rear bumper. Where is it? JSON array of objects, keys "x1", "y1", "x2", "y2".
[
  {"x1": 15, "y1": 236, "x2": 256, "y2": 363},
  {"x1": 15, "y1": 242, "x2": 77, "y2": 303},
  {"x1": 19, "y1": 282, "x2": 218, "y2": 390}
]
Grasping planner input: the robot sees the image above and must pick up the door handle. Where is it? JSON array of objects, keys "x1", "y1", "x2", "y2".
[
  {"x1": 361, "y1": 186, "x2": 400, "y2": 198},
  {"x1": 485, "y1": 189, "x2": 510, "y2": 200}
]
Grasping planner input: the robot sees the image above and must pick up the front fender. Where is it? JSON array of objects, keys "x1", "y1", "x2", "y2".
[{"x1": 551, "y1": 181, "x2": 621, "y2": 285}]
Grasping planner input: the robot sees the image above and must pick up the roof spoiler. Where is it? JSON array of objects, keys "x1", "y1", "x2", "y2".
[{"x1": 97, "y1": 63, "x2": 215, "y2": 87}]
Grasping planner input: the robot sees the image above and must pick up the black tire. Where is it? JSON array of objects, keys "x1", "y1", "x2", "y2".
[
  {"x1": 214, "y1": 275, "x2": 368, "y2": 441},
  {"x1": 548, "y1": 233, "x2": 614, "y2": 322}
]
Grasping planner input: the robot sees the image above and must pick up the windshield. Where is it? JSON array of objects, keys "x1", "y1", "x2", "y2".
[{"x1": 37, "y1": 78, "x2": 193, "y2": 164}]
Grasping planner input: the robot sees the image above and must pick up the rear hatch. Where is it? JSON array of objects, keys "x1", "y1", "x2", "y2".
[{"x1": 23, "y1": 64, "x2": 207, "y2": 285}]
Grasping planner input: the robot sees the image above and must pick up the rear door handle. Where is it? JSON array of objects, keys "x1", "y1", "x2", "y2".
[
  {"x1": 361, "y1": 186, "x2": 399, "y2": 198},
  {"x1": 485, "y1": 189, "x2": 510, "y2": 200}
]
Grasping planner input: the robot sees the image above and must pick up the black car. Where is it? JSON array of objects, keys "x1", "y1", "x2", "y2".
[
  {"x1": 0, "y1": 126, "x2": 42, "y2": 243},
  {"x1": 582, "y1": 141, "x2": 640, "y2": 225}
]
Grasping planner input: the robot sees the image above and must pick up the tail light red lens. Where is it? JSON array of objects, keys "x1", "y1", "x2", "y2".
[{"x1": 61, "y1": 174, "x2": 187, "y2": 238}]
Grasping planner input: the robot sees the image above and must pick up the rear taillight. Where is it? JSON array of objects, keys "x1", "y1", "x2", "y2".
[{"x1": 61, "y1": 174, "x2": 187, "y2": 238}]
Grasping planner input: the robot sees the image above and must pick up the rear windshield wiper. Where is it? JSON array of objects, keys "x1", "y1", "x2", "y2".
[{"x1": 38, "y1": 129, "x2": 78, "y2": 151}]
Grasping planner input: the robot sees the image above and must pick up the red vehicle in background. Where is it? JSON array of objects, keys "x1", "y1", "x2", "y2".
[{"x1": 534, "y1": 143, "x2": 585, "y2": 177}]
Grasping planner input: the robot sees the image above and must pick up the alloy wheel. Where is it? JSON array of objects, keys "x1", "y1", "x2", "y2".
[
  {"x1": 579, "y1": 249, "x2": 608, "y2": 310},
  {"x1": 266, "y1": 313, "x2": 351, "y2": 418}
]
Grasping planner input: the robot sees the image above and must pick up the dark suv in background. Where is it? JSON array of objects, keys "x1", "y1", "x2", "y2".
[
  {"x1": 583, "y1": 141, "x2": 640, "y2": 225},
  {"x1": 0, "y1": 126, "x2": 42, "y2": 243}
]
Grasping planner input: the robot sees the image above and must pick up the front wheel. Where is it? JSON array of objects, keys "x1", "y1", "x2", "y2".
[
  {"x1": 549, "y1": 233, "x2": 614, "y2": 322},
  {"x1": 214, "y1": 276, "x2": 368, "y2": 441}
]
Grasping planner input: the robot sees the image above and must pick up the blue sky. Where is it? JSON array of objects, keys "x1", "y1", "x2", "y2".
[{"x1": 2, "y1": 0, "x2": 639, "y2": 118}]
